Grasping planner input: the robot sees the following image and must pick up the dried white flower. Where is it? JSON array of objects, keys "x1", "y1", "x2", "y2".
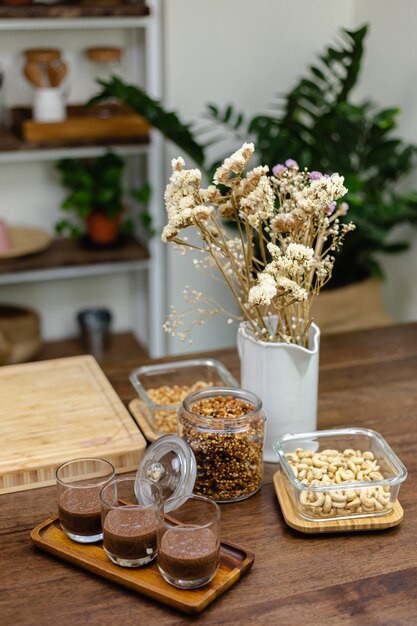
[
  {"x1": 286, "y1": 243, "x2": 315, "y2": 263},
  {"x1": 248, "y1": 273, "x2": 278, "y2": 306},
  {"x1": 213, "y1": 142, "x2": 255, "y2": 185},
  {"x1": 239, "y1": 175, "x2": 275, "y2": 229}
]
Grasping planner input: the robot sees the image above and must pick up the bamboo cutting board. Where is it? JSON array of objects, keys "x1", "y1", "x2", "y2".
[{"x1": 0, "y1": 355, "x2": 146, "y2": 494}]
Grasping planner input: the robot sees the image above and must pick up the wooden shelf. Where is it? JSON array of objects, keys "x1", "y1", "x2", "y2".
[
  {"x1": 0, "y1": 2, "x2": 149, "y2": 21},
  {"x1": 0, "y1": 127, "x2": 150, "y2": 163},
  {"x1": 35, "y1": 331, "x2": 149, "y2": 366},
  {"x1": 0, "y1": 236, "x2": 149, "y2": 285}
]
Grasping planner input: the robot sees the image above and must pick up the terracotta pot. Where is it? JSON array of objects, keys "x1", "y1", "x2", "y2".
[
  {"x1": 86, "y1": 212, "x2": 122, "y2": 245},
  {"x1": 310, "y1": 278, "x2": 392, "y2": 335}
]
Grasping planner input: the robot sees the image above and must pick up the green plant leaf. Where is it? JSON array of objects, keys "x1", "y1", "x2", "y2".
[
  {"x1": 89, "y1": 77, "x2": 205, "y2": 167},
  {"x1": 55, "y1": 219, "x2": 82, "y2": 238},
  {"x1": 201, "y1": 23, "x2": 417, "y2": 287},
  {"x1": 139, "y1": 211, "x2": 156, "y2": 237},
  {"x1": 131, "y1": 183, "x2": 151, "y2": 204}
]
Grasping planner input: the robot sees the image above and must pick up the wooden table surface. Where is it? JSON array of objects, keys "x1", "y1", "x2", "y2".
[{"x1": 1, "y1": 323, "x2": 417, "y2": 625}]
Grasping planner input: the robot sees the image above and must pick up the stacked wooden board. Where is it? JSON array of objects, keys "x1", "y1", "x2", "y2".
[{"x1": 0, "y1": 355, "x2": 146, "y2": 494}]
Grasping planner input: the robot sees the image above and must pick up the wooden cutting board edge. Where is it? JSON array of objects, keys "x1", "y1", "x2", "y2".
[{"x1": 0, "y1": 354, "x2": 147, "y2": 494}]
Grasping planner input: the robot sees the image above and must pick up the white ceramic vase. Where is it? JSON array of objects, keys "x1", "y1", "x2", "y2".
[
  {"x1": 33, "y1": 87, "x2": 66, "y2": 122},
  {"x1": 237, "y1": 320, "x2": 320, "y2": 462}
]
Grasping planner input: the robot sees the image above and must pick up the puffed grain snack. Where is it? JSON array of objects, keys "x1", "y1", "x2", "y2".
[{"x1": 146, "y1": 381, "x2": 211, "y2": 432}]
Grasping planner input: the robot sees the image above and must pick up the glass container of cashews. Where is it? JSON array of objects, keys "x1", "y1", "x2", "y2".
[{"x1": 274, "y1": 428, "x2": 407, "y2": 522}]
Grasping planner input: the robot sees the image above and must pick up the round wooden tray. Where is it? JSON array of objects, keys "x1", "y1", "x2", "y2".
[{"x1": 0, "y1": 227, "x2": 52, "y2": 259}]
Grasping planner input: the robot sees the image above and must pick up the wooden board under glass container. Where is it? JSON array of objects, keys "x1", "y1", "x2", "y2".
[
  {"x1": 0, "y1": 355, "x2": 146, "y2": 494},
  {"x1": 273, "y1": 471, "x2": 403, "y2": 533}
]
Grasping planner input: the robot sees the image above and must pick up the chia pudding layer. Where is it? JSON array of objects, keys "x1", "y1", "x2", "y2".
[
  {"x1": 103, "y1": 507, "x2": 158, "y2": 560},
  {"x1": 58, "y1": 486, "x2": 102, "y2": 536},
  {"x1": 159, "y1": 526, "x2": 219, "y2": 581}
]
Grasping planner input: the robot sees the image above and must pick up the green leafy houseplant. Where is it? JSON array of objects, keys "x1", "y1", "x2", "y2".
[
  {"x1": 200, "y1": 25, "x2": 417, "y2": 288},
  {"x1": 92, "y1": 26, "x2": 417, "y2": 287},
  {"x1": 55, "y1": 151, "x2": 151, "y2": 244}
]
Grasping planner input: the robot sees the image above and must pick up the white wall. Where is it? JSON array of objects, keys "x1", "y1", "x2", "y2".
[{"x1": 351, "y1": 0, "x2": 417, "y2": 322}]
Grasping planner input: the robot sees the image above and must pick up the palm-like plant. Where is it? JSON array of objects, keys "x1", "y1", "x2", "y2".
[
  {"x1": 92, "y1": 25, "x2": 417, "y2": 287},
  {"x1": 201, "y1": 25, "x2": 417, "y2": 287}
]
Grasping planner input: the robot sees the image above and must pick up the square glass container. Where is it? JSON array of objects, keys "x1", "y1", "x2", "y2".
[
  {"x1": 274, "y1": 428, "x2": 407, "y2": 522},
  {"x1": 129, "y1": 359, "x2": 239, "y2": 435}
]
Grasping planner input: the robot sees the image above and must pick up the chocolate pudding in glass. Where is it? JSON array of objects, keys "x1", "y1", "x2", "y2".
[
  {"x1": 101, "y1": 477, "x2": 161, "y2": 567},
  {"x1": 158, "y1": 495, "x2": 220, "y2": 589},
  {"x1": 56, "y1": 458, "x2": 115, "y2": 544}
]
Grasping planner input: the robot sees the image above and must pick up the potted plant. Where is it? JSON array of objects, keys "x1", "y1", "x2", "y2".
[{"x1": 55, "y1": 151, "x2": 151, "y2": 246}]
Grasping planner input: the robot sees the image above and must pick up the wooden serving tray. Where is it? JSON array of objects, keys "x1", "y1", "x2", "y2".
[
  {"x1": 0, "y1": 355, "x2": 146, "y2": 494},
  {"x1": 31, "y1": 515, "x2": 255, "y2": 615},
  {"x1": 273, "y1": 471, "x2": 403, "y2": 533},
  {"x1": 11, "y1": 104, "x2": 150, "y2": 144}
]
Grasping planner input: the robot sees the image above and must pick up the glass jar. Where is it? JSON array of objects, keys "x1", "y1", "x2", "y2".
[
  {"x1": 85, "y1": 47, "x2": 122, "y2": 92},
  {"x1": 178, "y1": 387, "x2": 265, "y2": 503}
]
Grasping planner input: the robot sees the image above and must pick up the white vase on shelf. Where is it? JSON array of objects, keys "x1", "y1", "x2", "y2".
[
  {"x1": 33, "y1": 87, "x2": 66, "y2": 123},
  {"x1": 237, "y1": 320, "x2": 320, "y2": 462}
]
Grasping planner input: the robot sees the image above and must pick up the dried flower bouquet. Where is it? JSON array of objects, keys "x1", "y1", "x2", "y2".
[{"x1": 162, "y1": 143, "x2": 354, "y2": 347}]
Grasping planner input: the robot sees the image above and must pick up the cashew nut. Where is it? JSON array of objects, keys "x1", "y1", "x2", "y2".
[
  {"x1": 285, "y1": 446, "x2": 393, "y2": 519},
  {"x1": 360, "y1": 491, "x2": 376, "y2": 508},
  {"x1": 309, "y1": 492, "x2": 325, "y2": 507},
  {"x1": 322, "y1": 494, "x2": 332, "y2": 513}
]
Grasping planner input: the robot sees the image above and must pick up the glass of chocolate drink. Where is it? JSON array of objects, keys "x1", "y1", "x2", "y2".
[
  {"x1": 157, "y1": 494, "x2": 221, "y2": 589},
  {"x1": 56, "y1": 458, "x2": 115, "y2": 544},
  {"x1": 100, "y1": 477, "x2": 162, "y2": 568}
]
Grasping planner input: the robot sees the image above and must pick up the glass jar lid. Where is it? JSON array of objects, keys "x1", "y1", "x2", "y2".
[{"x1": 135, "y1": 435, "x2": 196, "y2": 512}]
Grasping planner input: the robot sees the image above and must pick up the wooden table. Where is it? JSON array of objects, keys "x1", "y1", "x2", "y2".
[{"x1": 1, "y1": 323, "x2": 417, "y2": 625}]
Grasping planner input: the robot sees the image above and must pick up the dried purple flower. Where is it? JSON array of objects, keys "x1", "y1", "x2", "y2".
[
  {"x1": 340, "y1": 202, "x2": 349, "y2": 215},
  {"x1": 285, "y1": 159, "x2": 299, "y2": 169},
  {"x1": 309, "y1": 171, "x2": 323, "y2": 181},
  {"x1": 272, "y1": 164, "x2": 286, "y2": 177},
  {"x1": 325, "y1": 202, "x2": 336, "y2": 215}
]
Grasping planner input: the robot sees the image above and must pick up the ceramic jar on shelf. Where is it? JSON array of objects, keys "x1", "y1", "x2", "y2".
[{"x1": 22, "y1": 48, "x2": 68, "y2": 122}]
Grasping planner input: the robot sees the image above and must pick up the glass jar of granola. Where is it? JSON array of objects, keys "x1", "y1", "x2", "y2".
[{"x1": 178, "y1": 387, "x2": 265, "y2": 502}]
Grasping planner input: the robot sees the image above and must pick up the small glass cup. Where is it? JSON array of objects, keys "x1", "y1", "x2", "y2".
[
  {"x1": 100, "y1": 477, "x2": 161, "y2": 568},
  {"x1": 56, "y1": 457, "x2": 115, "y2": 544},
  {"x1": 157, "y1": 495, "x2": 221, "y2": 589}
]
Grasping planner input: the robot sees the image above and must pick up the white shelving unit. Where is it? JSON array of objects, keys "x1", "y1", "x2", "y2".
[
  {"x1": 0, "y1": 0, "x2": 167, "y2": 357},
  {"x1": 0, "y1": 143, "x2": 149, "y2": 164}
]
